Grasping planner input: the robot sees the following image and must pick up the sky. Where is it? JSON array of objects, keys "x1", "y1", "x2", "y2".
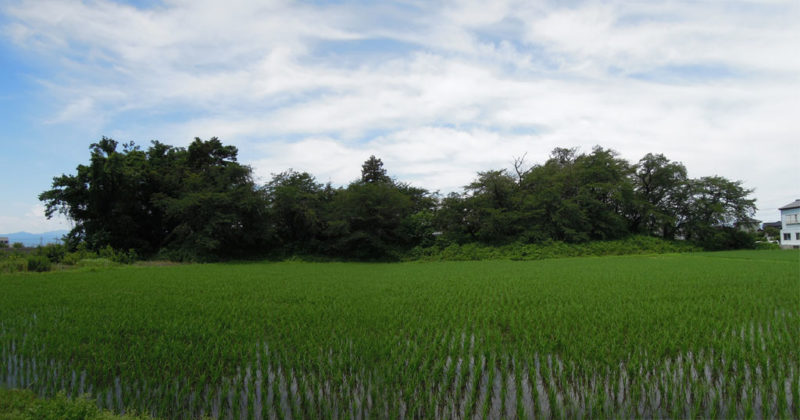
[{"x1": 1, "y1": 0, "x2": 798, "y2": 233}]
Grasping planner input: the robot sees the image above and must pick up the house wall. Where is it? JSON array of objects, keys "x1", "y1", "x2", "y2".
[
  {"x1": 780, "y1": 207, "x2": 800, "y2": 248},
  {"x1": 0, "y1": 237, "x2": 8, "y2": 247}
]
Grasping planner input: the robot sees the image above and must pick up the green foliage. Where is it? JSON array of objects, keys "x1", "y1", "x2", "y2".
[
  {"x1": 436, "y1": 146, "x2": 756, "y2": 251},
  {"x1": 40, "y1": 137, "x2": 268, "y2": 262},
  {"x1": 0, "y1": 256, "x2": 27, "y2": 274},
  {"x1": 406, "y1": 235, "x2": 700, "y2": 261},
  {"x1": 75, "y1": 258, "x2": 117, "y2": 269},
  {"x1": 313, "y1": 157, "x2": 437, "y2": 260},
  {"x1": 695, "y1": 227, "x2": 757, "y2": 251},
  {"x1": 0, "y1": 389, "x2": 151, "y2": 420},
  {"x1": 61, "y1": 243, "x2": 98, "y2": 266},
  {"x1": 36, "y1": 244, "x2": 67, "y2": 263},
  {"x1": 682, "y1": 176, "x2": 757, "y2": 245},
  {"x1": 755, "y1": 241, "x2": 780, "y2": 250},
  {"x1": 0, "y1": 387, "x2": 35, "y2": 419},
  {"x1": 20, "y1": 243, "x2": 137, "y2": 267},
  {"x1": 763, "y1": 225, "x2": 780, "y2": 240},
  {"x1": 265, "y1": 170, "x2": 326, "y2": 253},
  {"x1": 11, "y1": 243, "x2": 23, "y2": 249},
  {"x1": 0, "y1": 251, "x2": 797, "y2": 417},
  {"x1": 463, "y1": 169, "x2": 522, "y2": 243},
  {"x1": 26, "y1": 392, "x2": 101, "y2": 420},
  {"x1": 98, "y1": 246, "x2": 138, "y2": 264},
  {"x1": 40, "y1": 140, "x2": 761, "y2": 260},
  {"x1": 0, "y1": 242, "x2": 140, "y2": 273},
  {"x1": 326, "y1": 181, "x2": 418, "y2": 259},
  {"x1": 26, "y1": 255, "x2": 51, "y2": 272},
  {"x1": 360, "y1": 155, "x2": 391, "y2": 184},
  {"x1": 630, "y1": 153, "x2": 689, "y2": 238}
]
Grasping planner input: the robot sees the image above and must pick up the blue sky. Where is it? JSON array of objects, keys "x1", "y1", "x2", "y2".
[{"x1": 1, "y1": 0, "x2": 798, "y2": 233}]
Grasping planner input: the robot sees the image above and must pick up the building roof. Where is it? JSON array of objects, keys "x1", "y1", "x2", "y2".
[{"x1": 779, "y1": 199, "x2": 800, "y2": 210}]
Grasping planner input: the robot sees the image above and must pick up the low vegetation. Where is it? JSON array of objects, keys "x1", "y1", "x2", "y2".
[
  {"x1": 1, "y1": 250, "x2": 797, "y2": 418},
  {"x1": 0, "y1": 234, "x2": 704, "y2": 273},
  {"x1": 406, "y1": 235, "x2": 701, "y2": 261},
  {"x1": 0, "y1": 388, "x2": 150, "y2": 420},
  {"x1": 0, "y1": 245, "x2": 137, "y2": 274},
  {"x1": 1, "y1": 235, "x2": 700, "y2": 273}
]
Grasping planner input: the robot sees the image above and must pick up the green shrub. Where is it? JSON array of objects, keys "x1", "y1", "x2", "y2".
[
  {"x1": 697, "y1": 228, "x2": 756, "y2": 251},
  {"x1": 754, "y1": 241, "x2": 780, "y2": 250},
  {"x1": 61, "y1": 243, "x2": 99, "y2": 266},
  {"x1": 61, "y1": 252, "x2": 84, "y2": 266},
  {"x1": 0, "y1": 386, "x2": 37, "y2": 415},
  {"x1": 26, "y1": 255, "x2": 52, "y2": 272},
  {"x1": 99, "y1": 246, "x2": 139, "y2": 264},
  {"x1": 406, "y1": 235, "x2": 700, "y2": 261},
  {"x1": 37, "y1": 243, "x2": 68, "y2": 263},
  {"x1": 155, "y1": 247, "x2": 199, "y2": 263},
  {"x1": 0, "y1": 256, "x2": 27, "y2": 274},
  {"x1": 0, "y1": 389, "x2": 152, "y2": 420},
  {"x1": 26, "y1": 391, "x2": 100, "y2": 420},
  {"x1": 37, "y1": 243, "x2": 140, "y2": 267},
  {"x1": 112, "y1": 249, "x2": 138, "y2": 265}
]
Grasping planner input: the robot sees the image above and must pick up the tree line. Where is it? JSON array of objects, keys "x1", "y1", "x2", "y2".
[{"x1": 40, "y1": 137, "x2": 757, "y2": 261}]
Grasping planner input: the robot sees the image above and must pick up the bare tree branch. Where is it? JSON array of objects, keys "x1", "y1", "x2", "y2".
[{"x1": 512, "y1": 152, "x2": 530, "y2": 184}]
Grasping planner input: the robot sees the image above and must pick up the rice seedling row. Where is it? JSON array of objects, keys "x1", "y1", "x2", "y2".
[{"x1": 1, "y1": 250, "x2": 798, "y2": 418}]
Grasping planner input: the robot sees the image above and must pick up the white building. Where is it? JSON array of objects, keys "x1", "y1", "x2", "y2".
[
  {"x1": 779, "y1": 199, "x2": 800, "y2": 249},
  {"x1": 0, "y1": 237, "x2": 8, "y2": 247}
]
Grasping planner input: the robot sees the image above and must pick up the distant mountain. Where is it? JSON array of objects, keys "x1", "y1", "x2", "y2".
[{"x1": 0, "y1": 230, "x2": 69, "y2": 247}]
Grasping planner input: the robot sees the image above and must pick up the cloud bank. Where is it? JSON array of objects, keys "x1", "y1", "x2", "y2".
[{"x1": 2, "y1": 0, "x2": 798, "y2": 231}]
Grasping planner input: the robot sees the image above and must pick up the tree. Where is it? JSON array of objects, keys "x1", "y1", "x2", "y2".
[
  {"x1": 360, "y1": 155, "x2": 391, "y2": 184},
  {"x1": 681, "y1": 175, "x2": 757, "y2": 247},
  {"x1": 150, "y1": 138, "x2": 270, "y2": 260},
  {"x1": 763, "y1": 226, "x2": 780, "y2": 241},
  {"x1": 40, "y1": 137, "x2": 269, "y2": 260},
  {"x1": 571, "y1": 147, "x2": 635, "y2": 240},
  {"x1": 395, "y1": 182, "x2": 438, "y2": 247},
  {"x1": 41, "y1": 139, "x2": 762, "y2": 259},
  {"x1": 433, "y1": 192, "x2": 475, "y2": 243},
  {"x1": 39, "y1": 138, "x2": 156, "y2": 253},
  {"x1": 631, "y1": 153, "x2": 689, "y2": 239},
  {"x1": 325, "y1": 156, "x2": 432, "y2": 259},
  {"x1": 326, "y1": 182, "x2": 412, "y2": 259},
  {"x1": 518, "y1": 147, "x2": 615, "y2": 242},
  {"x1": 461, "y1": 169, "x2": 523, "y2": 243},
  {"x1": 265, "y1": 170, "x2": 327, "y2": 253}
]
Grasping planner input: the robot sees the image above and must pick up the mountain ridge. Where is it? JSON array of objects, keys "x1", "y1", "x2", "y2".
[{"x1": 0, "y1": 230, "x2": 69, "y2": 247}]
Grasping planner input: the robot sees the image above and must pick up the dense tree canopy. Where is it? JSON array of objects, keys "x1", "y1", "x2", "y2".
[
  {"x1": 265, "y1": 169, "x2": 329, "y2": 253},
  {"x1": 41, "y1": 138, "x2": 758, "y2": 261},
  {"x1": 631, "y1": 153, "x2": 690, "y2": 239},
  {"x1": 41, "y1": 137, "x2": 269, "y2": 260}
]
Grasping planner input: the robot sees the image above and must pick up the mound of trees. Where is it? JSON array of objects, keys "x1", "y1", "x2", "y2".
[
  {"x1": 264, "y1": 155, "x2": 436, "y2": 260},
  {"x1": 40, "y1": 139, "x2": 757, "y2": 261},
  {"x1": 40, "y1": 138, "x2": 270, "y2": 260},
  {"x1": 435, "y1": 147, "x2": 755, "y2": 248}
]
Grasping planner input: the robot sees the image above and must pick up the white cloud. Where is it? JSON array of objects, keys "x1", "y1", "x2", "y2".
[
  {"x1": 2, "y1": 0, "x2": 799, "y2": 227},
  {"x1": 0, "y1": 204, "x2": 70, "y2": 234},
  {"x1": 46, "y1": 96, "x2": 95, "y2": 124},
  {"x1": 249, "y1": 127, "x2": 544, "y2": 192},
  {"x1": 518, "y1": 1, "x2": 800, "y2": 76}
]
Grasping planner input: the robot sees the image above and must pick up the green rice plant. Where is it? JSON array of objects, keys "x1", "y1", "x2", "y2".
[{"x1": 0, "y1": 250, "x2": 797, "y2": 418}]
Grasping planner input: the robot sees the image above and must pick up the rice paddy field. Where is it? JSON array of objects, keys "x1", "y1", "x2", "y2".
[{"x1": 1, "y1": 250, "x2": 798, "y2": 419}]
